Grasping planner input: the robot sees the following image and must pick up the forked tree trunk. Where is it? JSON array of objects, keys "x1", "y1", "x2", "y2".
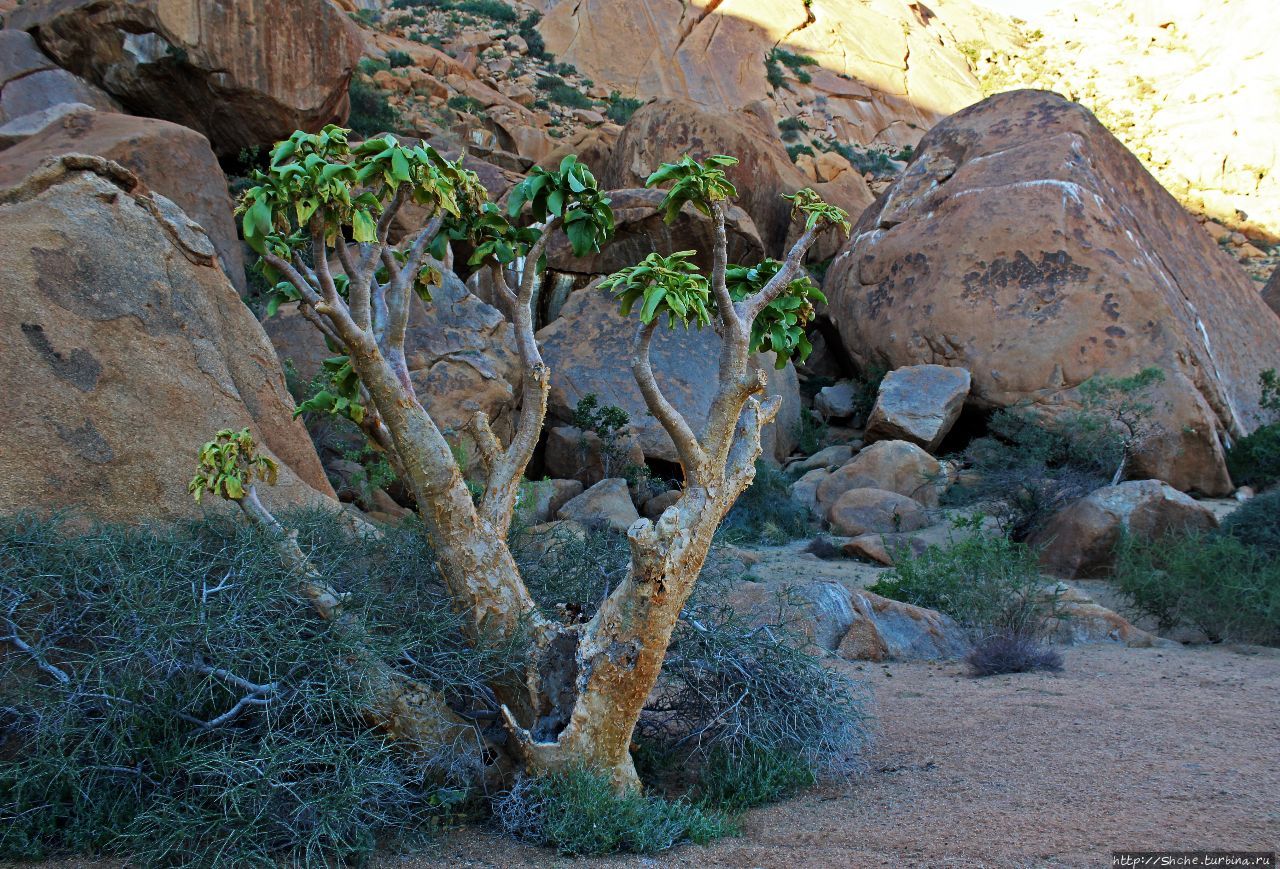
[{"x1": 257, "y1": 163, "x2": 822, "y2": 790}]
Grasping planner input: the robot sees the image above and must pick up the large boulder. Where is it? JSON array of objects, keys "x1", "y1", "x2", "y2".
[
  {"x1": 825, "y1": 90, "x2": 1280, "y2": 495},
  {"x1": 0, "y1": 155, "x2": 334, "y2": 523},
  {"x1": 544, "y1": 187, "x2": 764, "y2": 279},
  {"x1": 536, "y1": 283, "x2": 801, "y2": 465},
  {"x1": 0, "y1": 29, "x2": 117, "y2": 126},
  {"x1": 1028, "y1": 479, "x2": 1220, "y2": 578},
  {"x1": 865, "y1": 364, "x2": 971, "y2": 452},
  {"x1": 10, "y1": 0, "x2": 363, "y2": 154},
  {"x1": 264, "y1": 269, "x2": 522, "y2": 470},
  {"x1": 815, "y1": 440, "x2": 942, "y2": 515},
  {"x1": 0, "y1": 108, "x2": 245, "y2": 291},
  {"x1": 603, "y1": 99, "x2": 870, "y2": 254}
]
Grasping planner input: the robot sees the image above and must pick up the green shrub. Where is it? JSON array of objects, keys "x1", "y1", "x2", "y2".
[
  {"x1": 446, "y1": 94, "x2": 486, "y2": 115},
  {"x1": 693, "y1": 744, "x2": 816, "y2": 812},
  {"x1": 518, "y1": 11, "x2": 549, "y2": 59},
  {"x1": 868, "y1": 518, "x2": 1056, "y2": 640},
  {"x1": 605, "y1": 91, "x2": 643, "y2": 125},
  {"x1": 494, "y1": 766, "x2": 733, "y2": 856},
  {"x1": 718, "y1": 460, "x2": 812, "y2": 545},
  {"x1": 1113, "y1": 530, "x2": 1280, "y2": 645},
  {"x1": 0, "y1": 512, "x2": 509, "y2": 864},
  {"x1": 535, "y1": 75, "x2": 594, "y2": 109},
  {"x1": 1220, "y1": 489, "x2": 1280, "y2": 558},
  {"x1": 347, "y1": 76, "x2": 398, "y2": 136},
  {"x1": 786, "y1": 143, "x2": 815, "y2": 162},
  {"x1": 1227, "y1": 369, "x2": 1280, "y2": 488},
  {"x1": 777, "y1": 115, "x2": 809, "y2": 140},
  {"x1": 644, "y1": 573, "x2": 872, "y2": 777},
  {"x1": 793, "y1": 408, "x2": 828, "y2": 455},
  {"x1": 387, "y1": 49, "x2": 413, "y2": 68}
]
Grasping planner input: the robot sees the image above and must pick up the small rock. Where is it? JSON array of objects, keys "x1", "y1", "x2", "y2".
[
  {"x1": 518, "y1": 478, "x2": 584, "y2": 525},
  {"x1": 816, "y1": 440, "x2": 944, "y2": 515},
  {"x1": 555, "y1": 478, "x2": 639, "y2": 533},
  {"x1": 815, "y1": 381, "x2": 858, "y2": 420},
  {"x1": 864, "y1": 364, "x2": 971, "y2": 452},
  {"x1": 786, "y1": 443, "x2": 855, "y2": 474},
  {"x1": 641, "y1": 488, "x2": 682, "y2": 519},
  {"x1": 790, "y1": 468, "x2": 829, "y2": 512}
]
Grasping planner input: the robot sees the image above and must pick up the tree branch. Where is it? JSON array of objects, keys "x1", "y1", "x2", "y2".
[
  {"x1": 1, "y1": 616, "x2": 71, "y2": 684},
  {"x1": 262, "y1": 251, "x2": 322, "y2": 307},
  {"x1": 739, "y1": 223, "x2": 820, "y2": 324},
  {"x1": 631, "y1": 320, "x2": 706, "y2": 484},
  {"x1": 709, "y1": 203, "x2": 744, "y2": 342},
  {"x1": 479, "y1": 219, "x2": 561, "y2": 530}
]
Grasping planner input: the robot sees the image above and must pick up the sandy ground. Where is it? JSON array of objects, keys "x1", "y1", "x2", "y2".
[{"x1": 395, "y1": 643, "x2": 1280, "y2": 868}]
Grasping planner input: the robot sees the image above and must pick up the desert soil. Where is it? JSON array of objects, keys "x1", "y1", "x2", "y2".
[{"x1": 401, "y1": 643, "x2": 1280, "y2": 868}]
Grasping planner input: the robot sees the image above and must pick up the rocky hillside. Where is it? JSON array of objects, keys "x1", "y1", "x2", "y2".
[{"x1": 968, "y1": 0, "x2": 1279, "y2": 281}]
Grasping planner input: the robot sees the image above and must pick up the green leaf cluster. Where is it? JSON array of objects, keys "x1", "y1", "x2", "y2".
[
  {"x1": 644, "y1": 154, "x2": 739, "y2": 222},
  {"x1": 508, "y1": 154, "x2": 615, "y2": 257},
  {"x1": 294, "y1": 356, "x2": 368, "y2": 425},
  {"x1": 600, "y1": 251, "x2": 711, "y2": 330},
  {"x1": 726, "y1": 259, "x2": 826, "y2": 367},
  {"x1": 782, "y1": 187, "x2": 852, "y2": 234},
  {"x1": 237, "y1": 126, "x2": 484, "y2": 277},
  {"x1": 188, "y1": 429, "x2": 279, "y2": 503}
]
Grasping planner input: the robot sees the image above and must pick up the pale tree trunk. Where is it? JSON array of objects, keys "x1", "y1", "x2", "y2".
[{"x1": 265, "y1": 189, "x2": 821, "y2": 789}]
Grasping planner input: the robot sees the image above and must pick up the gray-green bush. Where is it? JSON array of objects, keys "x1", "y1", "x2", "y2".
[{"x1": 0, "y1": 511, "x2": 511, "y2": 864}]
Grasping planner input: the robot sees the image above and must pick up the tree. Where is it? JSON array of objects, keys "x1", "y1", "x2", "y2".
[{"x1": 219, "y1": 127, "x2": 847, "y2": 789}]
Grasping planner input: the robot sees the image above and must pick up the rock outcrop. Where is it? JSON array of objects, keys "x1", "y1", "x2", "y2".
[
  {"x1": 865, "y1": 365, "x2": 971, "y2": 452},
  {"x1": 0, "y1": 108, "x2": 245, "y2": 291},
  {"x1": 537, "y1": 0, "x2": 1010, "y2": 150},
  {"x1": 0, "y1": 155, "x2": 334, "y2": 522},
  {"x1": 604, "y1": 99, "x2": 870, "y2": 254},
  {"x1": 826, "y1": 90, "x2": 1280, "y2": 495},
  {"x1": 0, "y1": 29, "x2": 117, "y2": 127},
  {"x1": 537, "y1": 283, "x2": 800, "y2": 465},
  {"x1": 1029, "y1": 479, "x2": 1219, "y2": 579},
  {"x1": 10, "y1": 0, "x2": 362, "y2": 153}
]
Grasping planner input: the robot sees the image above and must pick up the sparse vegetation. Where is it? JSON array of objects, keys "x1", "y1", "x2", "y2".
[
  {"x1": 965, "y1": 632, "x2": 1063, "y2": 677},
  {"x1": 778, "y1": 116, "x2": 810, "y2": 141},
  {"x1": 718, "y1": 460, "x2": 812, "y2": 545},
  {"x1": 605, "y1": 91, "x2": 644, "y2": 125},
  {"x1": 387, "y1": 49, "x2": 413, "y2": 68},
  {"x1": 535, "y1": 75, "x2": 595, "y2": 109},
  {"x1": 447, "y1": 94, "x2": 486, "y2": 115},
  {"x1": 347, "y1": 75, "x2": 399, "y2": 136},
  {"x1": 869, "y1": 516, "x2": 1058, "y2": 645},
  {"x1": 494, "y1": 766, "x2": 733, "y2": 856},
  {"x1": 948, "y1": 368, "x2": 1166, "y2": 538}
]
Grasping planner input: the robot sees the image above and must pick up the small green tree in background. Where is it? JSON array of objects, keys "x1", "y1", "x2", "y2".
[{"x1": 215, "y1": 127, "x2": 847, "y2": 790}]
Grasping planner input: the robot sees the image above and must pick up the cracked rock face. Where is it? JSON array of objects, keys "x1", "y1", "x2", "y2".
[
  {"x1": 0, "y1": 157, "x2": 335, "y2": 522},
  {"x1": 824, "y1": 90, "x2": 1280, "y2": 495},
  {"x1": 9, "y1": 0, "x2": 362, "y2": 154}
]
